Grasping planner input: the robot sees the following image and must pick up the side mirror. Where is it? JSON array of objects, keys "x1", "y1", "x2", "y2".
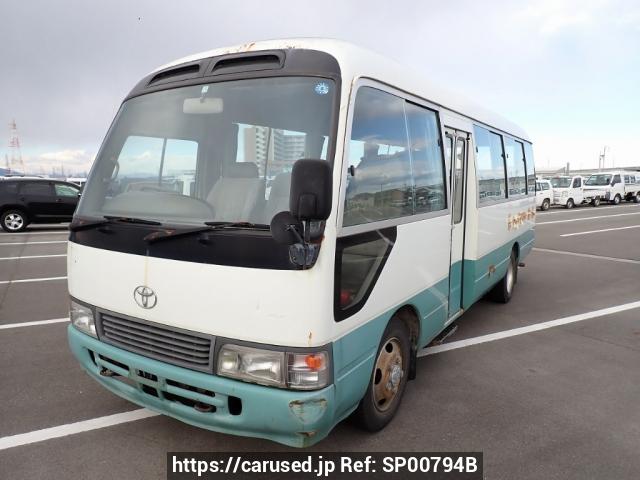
[{"x1": 289, "y1": 159, "x2": 332, "y2": 221}]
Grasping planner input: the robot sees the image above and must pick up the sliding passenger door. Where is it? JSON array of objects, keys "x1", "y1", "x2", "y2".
[{"x1": 446, "y1": 129, "x2": 469, "y2": 317}]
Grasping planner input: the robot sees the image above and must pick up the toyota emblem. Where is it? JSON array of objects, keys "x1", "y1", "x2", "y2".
[{"x1": 133, "y1": 285, "x2": 157, "y2": 309}]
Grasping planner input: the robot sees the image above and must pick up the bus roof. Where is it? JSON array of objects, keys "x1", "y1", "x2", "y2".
[{"x1": 154, "y1": 38, "x2": 531, "y2": 143}]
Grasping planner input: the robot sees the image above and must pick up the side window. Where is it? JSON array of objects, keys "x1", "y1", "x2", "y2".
[
  {"x1": 613, "y1": 174, "x2": 621, "y2": 185},
  {"x1": 523, "y1": 142, "x2": 536, "y2": 193},
  {"x1": 504, "y1": 138, "x2": 526, "y2": 196},
  {"x1": 335, "y1": 229, "x2": 396, "y2": 320},
  {"x1": 573, "y1": 177, "x2": 582, "y2": 188},
  {"x1": 404, "y1": 102, "x2": 446, "y2": 214},
  {"x1": 160, "y1": 139, "x2": 198, "y2": 194},
  {"x1": 344, "y1": 87, "x2": 412, "y2": 226},
  {"x1": 111, "y1": 136, "x2": 198, "y2": 196},
  {"x1": 474, "y1": 126, "x2": 506, "y2": 203},
  {"x1": 22, "y1": 182, "x2": 53, "y2": 196},
  {"x1": 55, "y1": 184, "x2": 80, "y2": 197}
]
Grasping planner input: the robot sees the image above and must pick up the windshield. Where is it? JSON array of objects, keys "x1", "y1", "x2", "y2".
[
  {"x1": 585, "y1": 174, "x2": 612, "y2": 186},
  {"x1": 77, "y1": 77, "x2": 336, "y2": 226},
  {"x1": 550, "y1": 177, "x2": 571, "y2": 188}
]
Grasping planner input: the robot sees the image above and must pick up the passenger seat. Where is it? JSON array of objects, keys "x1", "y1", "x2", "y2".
[
  {"x1": 207, "y1": 163, "x2": 260, "y2": 221},
  {"x1": 264, "y1": 172, "x2": 291, "y2": 223}
]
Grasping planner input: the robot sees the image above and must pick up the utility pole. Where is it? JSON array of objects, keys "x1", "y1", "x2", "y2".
[{"x1": 598, "y1": 146, "x2": 609, "y2": 171}]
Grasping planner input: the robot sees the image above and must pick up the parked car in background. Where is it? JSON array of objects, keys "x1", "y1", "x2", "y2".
[
  {"x1": 0, "y1": 178, "x2": 80, "y2": 232},
  {"x1": 536, "y1": 179, "x2": 553, "y2": 211},
  {"x1": 550, "y1": 175, "x2": 605, "y2": 208},
  {"x1": 584, "y1": 171, "x2": 640, "y2": 204}
]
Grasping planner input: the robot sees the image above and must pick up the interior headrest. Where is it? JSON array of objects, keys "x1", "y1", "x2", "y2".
[{"x1": 226, "y1": 162, "x2": 258, "y2": 178}]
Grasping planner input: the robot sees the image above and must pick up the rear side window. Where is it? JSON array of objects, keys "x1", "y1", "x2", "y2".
[
  {"x1": 55, "y1": 184, "x2": 80, "y2": 197},
  {"x1": 22, "y1": 182, "x2": 53, "y2": 196},
  {"x1": 474, "y1": 126, "x2": 506, "y2": 203}
]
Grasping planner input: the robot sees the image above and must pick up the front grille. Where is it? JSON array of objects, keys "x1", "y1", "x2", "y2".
[{"x1": 97, "y1": 312, "x2": 214, "y2": 372}]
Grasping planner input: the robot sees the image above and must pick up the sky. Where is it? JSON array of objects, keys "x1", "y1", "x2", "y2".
[{"x1": 1, "y1": 0, "x2": 639, "y2": 175}]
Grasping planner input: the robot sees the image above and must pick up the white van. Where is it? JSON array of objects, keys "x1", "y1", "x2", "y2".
[
  {"x1": 550, "y1": 175, "x2": 605, "y2": 208},
  {"x1": 535, "y1": 179, "x2": 552, "y2": 211},
  {"x1": 584, "y1": 171, "x2": 640, "y2": 204}
]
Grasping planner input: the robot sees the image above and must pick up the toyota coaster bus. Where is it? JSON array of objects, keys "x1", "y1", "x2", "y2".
[{"x1": 68, "y1": 39, "x2": 536, "y2": 447}]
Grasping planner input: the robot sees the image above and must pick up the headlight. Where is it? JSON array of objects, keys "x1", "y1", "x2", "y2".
[
  {"x1": 217, "y1": 344, "x2": 330, "y2": 390},
  {"x1": 70, "y1": 300, "x2": 96, "y2": 337}
]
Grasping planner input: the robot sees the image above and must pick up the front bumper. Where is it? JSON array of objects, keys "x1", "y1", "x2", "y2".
[{"x1": 68, "y1": 325, "x2": 336, "y2": 447}]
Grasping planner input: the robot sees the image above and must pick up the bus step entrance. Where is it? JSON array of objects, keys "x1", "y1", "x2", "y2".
[{"x1": 430, "y1": 324, "x2": 459, "y2": 346}]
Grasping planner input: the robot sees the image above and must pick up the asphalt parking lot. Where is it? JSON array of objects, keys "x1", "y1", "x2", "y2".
[{"x1": 1, "y1": 204, "x2": 639, "y2": 480}]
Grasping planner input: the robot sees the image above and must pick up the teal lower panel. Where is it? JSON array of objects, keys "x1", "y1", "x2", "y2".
[
  {"x1": 68, "y1": 325, "x2": 335, "y2": 448},
  {"x1": 332, "y1": 277, "x2": 449, "y2": 421},
  {"x1": 462, "y1": 229, "x2": 535, "y2": 309}
]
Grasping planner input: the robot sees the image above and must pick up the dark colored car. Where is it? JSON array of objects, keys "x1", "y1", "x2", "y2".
[{"x1": 0, "y1": 178, "x2": 80, "y2": 232}]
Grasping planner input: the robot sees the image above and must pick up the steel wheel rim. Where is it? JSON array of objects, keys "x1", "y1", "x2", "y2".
[
  {"x1": 372, "y1": 337, "x2": 404, "y2": 412},
  {"x1": 4, "y1": 213, "x2": 23, "y2": 231}
]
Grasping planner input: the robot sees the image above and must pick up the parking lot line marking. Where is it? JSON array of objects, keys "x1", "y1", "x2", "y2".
[
  {"x1": 559, "y1": 225, "x2": 640, "y2": 237},
  {"x1": 0, "y1": 318, "x2": 69, "y2": 330},
  {"x1": 0, "y1": 254, "x2": 67, "y2": 261},
  {"x1": 0, "y1": 241, "x2": 67, "y2": 246},
  {"x1": 537, "y1": 211, "x2": 640, "y2": 225},
  {"x1": 0, "y1": 409, "x2": 159, "y2": 451},
  {"x1": 0, "y1": 276, "x2": 67, "y2": 285},
  {"x1": 1, "y1": 299, "x2": 638, "y2": 450},
  {"x1": 533, "y1": 247, "x2": 640, "y2": 265},
  {"x1": 418, "y1": 299, "x2": 640, "y2": 357},
  {"x1": 0, "y1": 231, "x2": 68, "y2": 236},
  {"x1": 540, "y1": 204, "x2": 639, "y2": 216}
]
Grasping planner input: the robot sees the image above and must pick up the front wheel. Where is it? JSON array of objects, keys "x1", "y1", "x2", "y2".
[
  {"x1": 353, "y1": 318, "x2": 411, "y2": 432},
  {"x1": 634, "y1": 193, "x2": 640, "y2": 204},
  {"x1": 1, "y1": 210, "x2": 28, "y2": 232},
  {"x1": 591, "y1": 197, "x2": 601, "y2": 207},
  {"x1": 541, "y1": 199, "x2": 550, "y2": 211},
  {"x1": 565, "y1": 198, "x2": 575, "y2": 209},
  {"x1": 612, "y1": 195, "x2": 621, "y2": 205}
]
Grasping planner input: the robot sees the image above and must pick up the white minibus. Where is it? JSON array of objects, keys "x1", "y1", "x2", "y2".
[{"x1": 67, "y1": 39, "x2": 536, "y2": 447}]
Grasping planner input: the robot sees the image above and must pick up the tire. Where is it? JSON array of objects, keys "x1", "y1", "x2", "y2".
[
  {"x1": 541, "y1": 199, "x2": 550, "y2": 211},
  {"x1": 565, "y1": 198, "x2": 574, "y2": 209},
  {"x1": 612, "y1": 195, "x2": 621, "y2": 205},
  {"x1": 353, "y1": 317, "x2": 411, "y2": 432},
  {"x1": 488, "y1": 250, "x2": 517, "y2": 304},
  {"x1": 634, "y1": 193, "x2": 640, "y2": 204},
  {"x1": 1, "y1": 209, "x2": 28, "y2": 232},
  {"x1": 591, "y1": 197, "x2": 601, "y2": 207}
]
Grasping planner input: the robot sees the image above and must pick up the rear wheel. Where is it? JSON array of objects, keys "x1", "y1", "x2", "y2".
[
  {"x1": 541, "y1": 199, "x2": 550, "y2": 211},
  {"x1": 488, "y1": 250, "x2": 517, "y2": 304},
  {"x1": 565, "y1": 198, "x2": 574, "y2": 209},
  {"x1": 1, "y1": 209, "x2": 28, "y2": 232},
  {"x1": 353, "y1": 318, "x2": 411, "y2": 432}
]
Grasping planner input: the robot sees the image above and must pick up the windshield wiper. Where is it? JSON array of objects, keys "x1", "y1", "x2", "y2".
[
  {"x1": 144, "y1": 221, "x2": 269, "y2": 244},
  {"x1": 70, "y1": 215, "x2": 162, "y2": 232}
]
